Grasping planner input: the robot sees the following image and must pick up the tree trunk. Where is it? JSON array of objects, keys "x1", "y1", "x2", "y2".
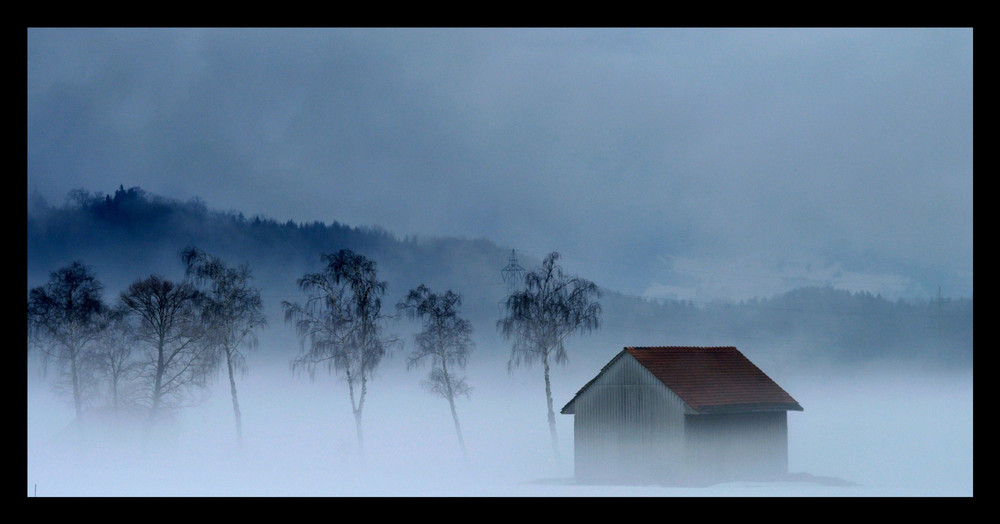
[
  {"x1": 353, "y1": 407, "x2": 365, "y2": 462},
  {"x1": 440, "y1": 357, "x2": 469, "y2": 462},
  {"x1": 226, "y1": 350, "x2": 243, "y2": 445},
  {"x1": 346, "y1": 371, "x2": 366, "y2": 463},
  {"x1": 111, "y1": 374, "x2": 119, "y2": 413},
  {"x1": 150, "y1": 339, "x2": 165, "y2": 423},
  {"x1": 543, "y1": 352, "x2": 560, "y2": 467},
  {"x1": 70, "y1": 354, "x2": 83, "y2": 420},
  {"x1": 447, "y1": 394, "x2": 469, "y2": 463}
]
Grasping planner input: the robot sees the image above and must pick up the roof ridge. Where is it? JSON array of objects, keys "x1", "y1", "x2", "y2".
[{"x1": 626, "y1": 345, "x2": 738, "y2": 350}]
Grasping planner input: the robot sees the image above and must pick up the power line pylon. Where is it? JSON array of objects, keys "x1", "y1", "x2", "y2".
[
  {"x1": 499, "y1": 249, "x2": 526, "y2": 315},
  {"x1": 501, "y1": 249, "x2": 525, "y2": 293}
]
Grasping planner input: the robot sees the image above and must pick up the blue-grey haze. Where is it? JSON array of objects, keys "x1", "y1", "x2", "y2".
[
  {"x1": 27, "y1": 29, "x2": 974, "y2": 496},
  {"x1": 28, "y1": 28, "x2": 972, "y2": 301}
]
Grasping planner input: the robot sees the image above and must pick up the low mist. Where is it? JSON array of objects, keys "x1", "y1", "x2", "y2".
[{"x1": 27, "y1": 337, "x2": 973, "y2": 497}]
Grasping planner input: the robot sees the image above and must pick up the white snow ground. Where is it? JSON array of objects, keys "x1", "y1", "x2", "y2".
[{"x1": 27, "y1": 356, "x2": 973, "y2": 498}]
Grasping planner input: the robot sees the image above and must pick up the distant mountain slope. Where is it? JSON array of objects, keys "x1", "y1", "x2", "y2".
[
  {"x1": 27, "y1": 186, "x2": 973, "y2": 370},
  {"x1": 28, "y1": 186, "x2": 518, "y2": 317}
]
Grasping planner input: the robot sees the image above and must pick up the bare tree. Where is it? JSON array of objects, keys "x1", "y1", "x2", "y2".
[
  {"x1": 398, "y1": 285, "x2": 475, "y2": 462},
  {"x1": 283, "y1": 250, "x2": 398, "y2": 458},
  {"x1": 497, "y1": 251, "x2": 601, "y2": 465},
  {"x1": 120, "y1": 275, "x2": 213, "y2": 423},
  {"x1": 91, "y1": 304, "x2": 142, "y2": 413},
  {"x1": 27, "y1": 261, "x2": 108, "y2": 420},
  {"x1": 181, "y1": 247, "x2": 267, "y2": 444}
]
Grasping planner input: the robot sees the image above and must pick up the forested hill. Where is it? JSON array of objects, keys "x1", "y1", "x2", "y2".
[
  {"x1": 27, "y1": 186, "x2": 519, "y2": 326},
  {"x1": 27, "y1": 186, "x2": 973, "y2": 370}
]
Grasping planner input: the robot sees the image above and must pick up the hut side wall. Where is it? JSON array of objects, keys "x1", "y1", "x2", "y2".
[
  {"x1": 572, "y1": 354, "x2": 692, "y2": 483},
  {"x1": 683, "y1": 410, "x2": 788, "y2": 483}
]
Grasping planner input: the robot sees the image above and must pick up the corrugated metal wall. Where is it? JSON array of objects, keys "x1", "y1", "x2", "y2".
[
  {"x1": 572, "y1": 354, "x2": 692, "y2": 483},
  {"x1": 684, "y1": 411, "x2": 788, "y2": 482}
]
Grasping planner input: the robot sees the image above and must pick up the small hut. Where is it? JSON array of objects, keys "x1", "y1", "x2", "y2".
[{"x1": 561, "y1": 346, "x2": 803, "y2": 484}]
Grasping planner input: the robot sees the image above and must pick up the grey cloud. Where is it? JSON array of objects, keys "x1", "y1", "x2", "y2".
[{"x1": 27, "y1": 27, "x2": 973, "y2": 300}]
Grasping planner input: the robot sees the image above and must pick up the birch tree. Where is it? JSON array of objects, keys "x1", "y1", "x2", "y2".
[
  {"x1": 283, "y1": 249, "x2": 398, "y2": 458},
  {"x1": 497, "y1": 251, "x2": 601, "y2": 465},
  {"x1": 398, "y1": 285, "x2": 475, "y2": 462},
  {"x1": 181, "y1": 247, "x2": 267, "y2": 444}
]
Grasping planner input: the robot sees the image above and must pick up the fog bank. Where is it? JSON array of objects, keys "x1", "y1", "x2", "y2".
[{"x1": 27, "y1": 350, "x2": 972, "y2": 497}]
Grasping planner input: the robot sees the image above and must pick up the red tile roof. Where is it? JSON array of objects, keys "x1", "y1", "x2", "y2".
[{"x1": 563, "y1": 346, "x2": 802, "y2": 414}]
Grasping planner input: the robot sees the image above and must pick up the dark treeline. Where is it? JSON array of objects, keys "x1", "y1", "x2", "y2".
[
  {"x1": 596, "y1": 286, "x2": 972, "y2": 369},
  {"x1": 28, "y1": 186, "x2": 973, "y2": 370},
  {"x1": 28, "y1": 186, "x2": 511, "y2": 325}
]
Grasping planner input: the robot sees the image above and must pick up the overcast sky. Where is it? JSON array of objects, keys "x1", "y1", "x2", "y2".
[{"x1": 26, "y1": 28, "x2": 973, "y2": 302}]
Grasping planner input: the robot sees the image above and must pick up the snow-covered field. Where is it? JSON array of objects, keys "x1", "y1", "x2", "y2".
[{"x1": 27, "y1": 353, "x2": 973, "y2": 497}]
